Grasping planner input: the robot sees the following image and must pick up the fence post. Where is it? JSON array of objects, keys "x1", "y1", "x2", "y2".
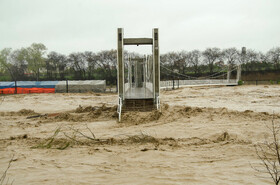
[
  {"x1": 172, "y1": 78, "x2": 175, "y2": 90},
  {"x1": 14, "y1": 80, "x2": 17, "y2": 94},
  {"x1": 66, "y1": 80, "x2": 68, "y2": 93},
  {"x1": 178, "y1": 78, "x2": 179, "y2": 89}
]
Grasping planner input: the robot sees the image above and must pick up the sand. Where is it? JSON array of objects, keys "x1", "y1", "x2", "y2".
[{"x1": 0, "y1": 85, "x2": 280, "y2": 184}]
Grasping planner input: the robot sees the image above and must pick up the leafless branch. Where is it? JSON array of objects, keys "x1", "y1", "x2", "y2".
[
  {"x1": 85, "y1": 124, "x2": 95, "y2": 139},
  {"x1": 67, "y1": 126, "x2": 96, "y2": 141},
  {"x1": 0, "y1": 155, "x2": 14, "y2": 185},
  {"x1": 253, "y1": 117, "x2": 280, "y2": 185}
]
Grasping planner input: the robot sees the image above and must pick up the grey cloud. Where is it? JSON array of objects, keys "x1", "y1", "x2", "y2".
[{"x1": 0, "y1": 0, "x2": 279, "y2": 55}]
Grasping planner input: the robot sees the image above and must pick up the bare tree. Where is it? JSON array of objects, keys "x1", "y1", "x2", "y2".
[
  {"x1": 57, "y1": 54, "x2": 68, "y2": 80},
  {"x1": 267, "y1": 47, "x2": 280, "y2": 70},
  {"x1": 160, "y1": 52, "x2": 180, "y2": 71},
  {"x1": 241, "y1": 49, "x2": 259, "y2": 71},
  {"x1": 95, "y1": 50, "x2": 117, "y2": 84},
  {"x1": 176, "y1": 51, "x2": 188, "y2": 74},
  {"x1": 160, "y1": 51, "x2": 183, "y2": 78},
  {"x1": 186, "y1": 50, "x2": 202, "y2": 75},
  {"x1": 68, "y1": 52, "x2": 87, "y2": 79},
  {"x1": 46, "y1": 52, "x2": 57, "y2": 79},
  {"x1": 253, "y1": 118, "x2": 280, "y2": 185},
  {"x1": 222, "y1": 47, "x2": 239, "y2": 65},
  {"x1": 47, "y1": 52, "x2": 67, "y2": 80},
  {"x1": 202, "y1": 47, "x2": 222, "y2": 73},
  {"x1": 83, "y1": 51, "x2": 97, "y2": 80}
]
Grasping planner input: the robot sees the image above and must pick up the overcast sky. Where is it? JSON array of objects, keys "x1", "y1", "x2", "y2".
[{"x1": 0, "y1": 0, "x2": 280, "y2": 55}]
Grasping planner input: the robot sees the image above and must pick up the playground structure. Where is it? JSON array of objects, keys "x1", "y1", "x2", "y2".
[{"x1": 117, "y1": 28, "x2": 160, "y2": 121}]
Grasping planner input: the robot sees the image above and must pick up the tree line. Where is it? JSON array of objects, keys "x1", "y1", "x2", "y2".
[{"x1": 0, "y1": 43, "x2": 279, "y2": 84}]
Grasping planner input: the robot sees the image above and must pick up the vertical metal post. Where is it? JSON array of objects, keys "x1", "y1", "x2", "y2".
[
  {"x1": 117, "y1": 28, "x2": 124, "y2": 101},
  {"x1": 135, "y1": 61, "x2": 138, "y2": 87},
  {"x1": 143, "y1": 57, "x2": 146, "y2": 89},
  {"x1": 153, "y1": 28, "x2": 160, "y2": 102},
  {"x1": 128, "y1": 56, "x2": 132, "y2": 88}
]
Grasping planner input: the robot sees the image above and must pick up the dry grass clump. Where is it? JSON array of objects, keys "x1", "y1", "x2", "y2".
[
  {"x1": 30, "y1": 124, "x2": 250, "y2": 151},
  {"x1": 0, "y1": 109, "x2": 38, "y2": 117},
  {"x1": 31, "y1": 125, "x2": 165, "y2": 150},
  {"x1": 31, "y1": 125, "x2": 114, "y2": 149},
  {"x1": 17, "y1": 109, "x2": 37, "y2": 116},
  {"x1": 31, "y1": 126, "x2": 70, "y2": 150}
]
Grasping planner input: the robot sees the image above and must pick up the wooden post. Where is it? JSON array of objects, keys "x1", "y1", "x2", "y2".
[
  {"x1": 153, "y1": 28, "x2": 160, "y2": 101},
  {"x1": 117, "y1": 28, "x2": 124, "y2": 101}
]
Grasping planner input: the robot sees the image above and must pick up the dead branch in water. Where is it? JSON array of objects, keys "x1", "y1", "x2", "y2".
[
  {"x1": 31, "y1": 123, "x2": 162, "y2": 149},
  {"x1": 0, "y1": 155, "x2": 15, "y2": 185},
  {"x1": 67, "y1": 125, "x2": 96, "y2": 140}
]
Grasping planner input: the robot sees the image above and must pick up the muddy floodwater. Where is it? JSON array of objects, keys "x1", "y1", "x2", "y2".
[{"x1": 1, "y1": 85, "x2": 280, "y2": 184}]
